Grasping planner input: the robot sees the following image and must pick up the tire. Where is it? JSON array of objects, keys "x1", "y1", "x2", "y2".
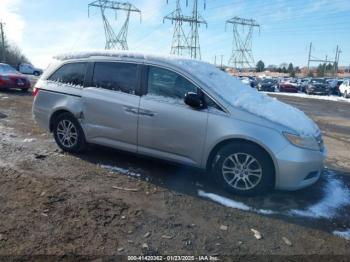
[
  {"x1": 344, "y1": 91, "x2": 348, "y2": 99},
  {"x1": 33, "y1": 71, "x2": 40, "y2": 76},
  {"x1": 21, "y1": 88, "x2": 29, "y2": 93},
  {"x1": 211, "y1": 142, "x2": 274, "y2": 196},
  {"x1": 53, "y1": 113, "x2": 87, "y2": 153}
]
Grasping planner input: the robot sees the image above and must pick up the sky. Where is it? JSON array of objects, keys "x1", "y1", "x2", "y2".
[{"x1": 0, "y1": 0, "x2": 349, "y2": 69}]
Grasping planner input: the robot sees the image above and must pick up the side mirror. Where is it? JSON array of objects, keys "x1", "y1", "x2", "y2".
[{"x1": 184, "y1": 92, "x2": 205, "y2": 109}]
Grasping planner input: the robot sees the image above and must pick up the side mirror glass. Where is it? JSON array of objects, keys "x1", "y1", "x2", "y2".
[{"x1": 184, "y1": 92, "x2": 205, "y2": 109}]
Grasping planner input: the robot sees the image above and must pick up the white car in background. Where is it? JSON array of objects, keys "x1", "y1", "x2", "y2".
[
  {"x1": 240, "y1": 77, "x2": 251, "y2": 86},
  {"x1": 19, "y1": 63, "x2": 43, "y2": 76},
  {"x1": 339, "y1": 79, "x2": 350, "y2": 98}
]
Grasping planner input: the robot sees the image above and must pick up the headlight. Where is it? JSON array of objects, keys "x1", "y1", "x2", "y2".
[{"x1": 283, "y1": 132, "x2": 320, "y2": 151}]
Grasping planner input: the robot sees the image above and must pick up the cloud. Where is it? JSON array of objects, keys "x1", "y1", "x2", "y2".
[{"x1": 0, "y1": 0, "x2": 25, "y2": 44}]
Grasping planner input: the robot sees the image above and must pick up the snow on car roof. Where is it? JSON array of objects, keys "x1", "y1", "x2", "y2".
[{"x1": 54, "y1": 50, "x2": 319, "y2": 136}]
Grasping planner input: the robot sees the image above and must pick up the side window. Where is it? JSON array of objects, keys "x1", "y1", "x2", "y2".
[
  {"x1": 147, "y1": 66, "x2": 197, "y2": 101},
  {"x1": 92, "y1": 62, "x2": 138, "y2": 95},
  {"x1": 49, "y1": 63, "x2": 87, "y2": 86}
]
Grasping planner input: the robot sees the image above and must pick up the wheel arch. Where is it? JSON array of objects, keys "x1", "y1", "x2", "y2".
[
  {"x1": 206, "y1": 138, "x2": 277, "y2": 185},
  {"x1": 49, "y1": 109, "x2": 77, "y2": 132}
]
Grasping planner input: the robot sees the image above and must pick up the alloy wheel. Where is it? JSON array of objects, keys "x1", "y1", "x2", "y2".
[
  {"x1": 222, "y1": 153, "x2": 263, "y2": 191},
  {"x1": 56, "y1": 119, "x2": 78, "y2": 148}
]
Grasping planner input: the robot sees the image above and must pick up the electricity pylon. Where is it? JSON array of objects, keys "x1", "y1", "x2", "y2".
[
  {"x1": 164, "y1": 0, "x2": 207, "y2": 59},
  {"x1": 189, "y1": 0, "x2": 207, "y2": 60},
  {"x1": 164, "y1": 0, "x2": 190, "y2": 56},
  {"x1": 226, "y1": 17, "x2": 260, "y2": 69},
  {"x1": 88, "y1": 0, "x2": 141, "y2": 50}
]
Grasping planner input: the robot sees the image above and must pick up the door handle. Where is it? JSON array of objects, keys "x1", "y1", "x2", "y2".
[
  {"x1": 124, "y1": 106, "x2": 139, "y2": 115},
  {"x1": 139, "y1": 109, "x2": 155, "y2": 117}
]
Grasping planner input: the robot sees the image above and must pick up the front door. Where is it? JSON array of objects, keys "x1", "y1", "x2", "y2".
[{"x1": 138, "y1": 66, "x2": 208, "y2": 167}]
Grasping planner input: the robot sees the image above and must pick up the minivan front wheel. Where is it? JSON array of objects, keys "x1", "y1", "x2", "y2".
[
  {"x1": 53, "y1": 113, "x2": 87, "y2": 153},
  {"x1": 212, "y1": 143, "x2": 274, "y2": 196}
]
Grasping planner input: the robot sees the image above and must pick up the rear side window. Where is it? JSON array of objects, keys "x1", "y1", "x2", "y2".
[
  {"x1": 49, "y1": 63, "x2": 87, "y2": 86},
  {"x1": 92, "y1": 62, "x2": 138, "y2": 95}
]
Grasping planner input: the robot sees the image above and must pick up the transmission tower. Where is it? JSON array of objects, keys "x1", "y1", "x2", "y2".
[
  {"x1": 226, "y1": 17, "x2": 260, "y2": 69},
  {"x1": 164, "y1": 0, "x2": 207, "y2": 59},
  {"x1": 88, "y1": 0, "x2": 141, "y2": 50},
  {"x1": 164, "y1": 0, "x2": 190, "y2": 56}
]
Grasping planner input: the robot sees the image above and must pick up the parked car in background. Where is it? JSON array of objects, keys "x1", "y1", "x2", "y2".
[
  {"x1": 339, "y1": 79, "x2": 350, "y2": 98},
  {"x1": 248, "y1": 76, "x2": 258, "y2": 88},
  {"x1": 298, "y1": 78, "x2": 310, "y2": 93},
  {"x1": 32, "y1": 51, "x2": 325, "y2": 196},
  {"x1": 240, "y1": 77, "x2": 251, "y2": 86},
  {"x1": 18, "y1": 63, "x2": 43, "y2": 76},
  {"x1": 257, "y1": 78, "x2": 277, "y2": 92},
  {"x1": 334, "y1": 79, "x2": 344, "y2": 96},
  {"x1": 0, "y1": 63, "x2": 31, "y2": 92},
  {"x1": 278, "y1": 79, "x2": 298, "y2": 93},
  {"x1": 306, "y1": 78, "x2": 331, "y2": 95}
]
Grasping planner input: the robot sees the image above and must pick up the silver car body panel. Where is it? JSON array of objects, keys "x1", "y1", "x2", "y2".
[{"x1": 33, "y1": 53, "x2": 326, "y2": 191}]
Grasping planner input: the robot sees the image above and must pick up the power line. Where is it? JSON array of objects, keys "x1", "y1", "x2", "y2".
[{"x1": 88, "y1": 0, "x2": 141, "y2": 50}]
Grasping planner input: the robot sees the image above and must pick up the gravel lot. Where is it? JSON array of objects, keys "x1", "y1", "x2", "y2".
[{"x1": 0, "y1": 89, "x2": 349, "y2": 258}]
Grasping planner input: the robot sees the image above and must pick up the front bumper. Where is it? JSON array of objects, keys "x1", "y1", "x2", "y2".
[{"x1": 275, "y1": 144, "x2": 326, "y2": 190}]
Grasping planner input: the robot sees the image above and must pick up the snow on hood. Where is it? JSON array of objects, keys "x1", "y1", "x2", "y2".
[
  {"x1": 54, "y1": 51, "x2": 319, "y2": 136},
  {"x1": 173, "y1": 60, "x2": 320, "y2": 137}
]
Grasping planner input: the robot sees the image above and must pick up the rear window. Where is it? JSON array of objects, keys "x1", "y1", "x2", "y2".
[
  {"x1": 49, "y1": 62, "x2": 87, "y2": 86},
  {"x1": 92, "y1": 62, "x2": 138, "y2": 95}
]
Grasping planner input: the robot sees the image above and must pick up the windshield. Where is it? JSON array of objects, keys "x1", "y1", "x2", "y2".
[
  {"x1": 310, "y1": 78, "x2": 326, "y2": 84},
  {"x1": 0, "y1": 64, "x2": 18, "y2": 74}
]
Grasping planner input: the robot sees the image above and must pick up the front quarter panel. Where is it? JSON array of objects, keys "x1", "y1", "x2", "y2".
[{"x1": 203, "y1": 110, "x2": 290, "y2": 177}]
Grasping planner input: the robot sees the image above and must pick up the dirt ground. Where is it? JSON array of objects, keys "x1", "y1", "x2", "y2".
[{"x1": 0, "y1": 90, "x2": 350, "y2": 259}]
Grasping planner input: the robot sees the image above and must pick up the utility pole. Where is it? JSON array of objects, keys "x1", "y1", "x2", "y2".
[
  {"x1": 165, "y1": 0, "x2": 207, "y2": 60},
  {"x1": 307, "y1": 42, "x2": 312, "y2": 71},
  {"x1": 220, "y1": 54, "x2": 224, "y2": 69},
  {"x1": 88, "y1": 0, "x2": 141, "y2": 50},
  {"x1": 214, "y1": 55, "x2": 217, "y2": 66},
  {"x1": 226, "y1": 17, "x2": 260, "y2": 70},
  {"x1": 307, "y1": 43, "x2": 340, "y2": 77},
  {"x1": 0, "y1": 22, "x2": 6, "y2": 63}
]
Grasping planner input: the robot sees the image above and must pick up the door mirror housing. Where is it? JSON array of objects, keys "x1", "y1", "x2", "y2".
[{"x1": 184, "y1": 92, "x2": 205, "y2": 109}]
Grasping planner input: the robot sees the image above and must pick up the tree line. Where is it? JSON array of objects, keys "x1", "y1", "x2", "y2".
[
  {"x1": 0, "y1": 27, "x2": 30, "y2": 66},
  {"x1": 255, "y1": 60, "x2": 338, "y2": 77}
]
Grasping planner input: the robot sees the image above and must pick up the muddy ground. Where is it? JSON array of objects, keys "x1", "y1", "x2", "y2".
[{"x1": 0, "y1": 90, "x2": 349, "y2": 259}]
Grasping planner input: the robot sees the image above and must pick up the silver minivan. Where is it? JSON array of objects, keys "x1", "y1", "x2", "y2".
[{"x1": 32, "y1": 51, "x2": 326, "y2": 195}]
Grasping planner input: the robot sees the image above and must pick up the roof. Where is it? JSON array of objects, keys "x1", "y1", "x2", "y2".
[{"x1": 54, "y1": 50, "x2": 198, "y2": 67}]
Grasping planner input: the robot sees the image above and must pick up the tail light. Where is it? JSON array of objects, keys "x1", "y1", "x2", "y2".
[{"x1": 33, "y1": 87, "x2": 39, "y2": 97}]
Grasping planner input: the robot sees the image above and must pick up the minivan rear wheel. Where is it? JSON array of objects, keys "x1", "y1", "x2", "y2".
[
  {"x1": 53, "y1": 113, "x2": 87, "y2": 153},
  {"x1": 212, "y1": 143, "x2": 274, "y2": 196}
]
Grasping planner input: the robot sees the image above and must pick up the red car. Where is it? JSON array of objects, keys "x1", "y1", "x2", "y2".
[
  {"x1": 278, "y1": 80, "x2": 298, "y2": 93},
  {"x1": 0, "y1": 63, "x2": 31, "y2": 92}
]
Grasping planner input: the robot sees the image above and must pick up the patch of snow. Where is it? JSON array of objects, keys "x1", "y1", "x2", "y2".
[
  {"x1": 198, "y1": 190, "x2": 276, "y2": 215},
  {"x1": 54, "y1": 50, "x2": 319, "y2": 136},
  {"x1": 333, "y1": 229, "x2": 350, "y2": 240},
  {"x1": 99, "y1": 164, "x2": 142, "y2": 178},
  {"x1": 265, "y1": 91, "x2": 350, "y2": 103},
  {"x1": 23, "y1": 138, "x2": 36, "y2": 143},
  {"x1": 1, "y1": 96, "x2": 9, "y2": 99},
  {"x1": 289, "y1": 172, "x2": 350, "y2": 219}
]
